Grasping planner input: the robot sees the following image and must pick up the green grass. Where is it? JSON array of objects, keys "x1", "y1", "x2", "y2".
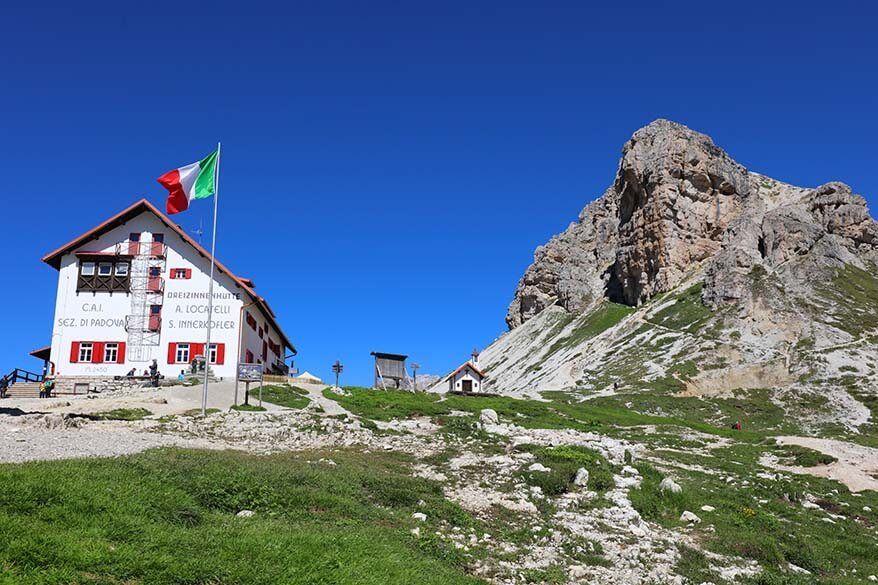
[
  {"x1": 544, "y1": 302, "x2": 634, "y2": 355},
  {"x1": 772, "y1": 444, "x2": 837, "y2": 467},
  {"x1": 629, "y1": 459, "x2": 878, "y2": 583},
  {"x1": 813, "y1": 264, "x2": 878, "y2": 336},
  {"x1": 516, "y1": 444, "x2": 614, "y2": 496},
  {"x1": 256, "y1": 385, "x2": 311, "y2": 409},
  {"x1": 182, "y1": 408, "x2": 221, "y2": 417},
  {"x1": 323, "y1": 387, "x2": 769, "y2": 442},
  {"x1": 231, "y1": 403, "x2": 268, "y2": 412},
  {"x1": 90, "y1": 408, "x2": 152, "y2": 421},
  {"x1": 647, "y1": 283, "x2": 715, "y2": 334},
  {"x1": 0, "y1": 448, "x2": 482, "y2": 585},
  {"x1": 324, "y1": 387, "x2": 449, "y2": 421}
]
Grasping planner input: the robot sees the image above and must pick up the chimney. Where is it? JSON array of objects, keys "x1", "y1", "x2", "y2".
[{"x1": 470, "y1": 348, "x2": 480, "y2": 366}]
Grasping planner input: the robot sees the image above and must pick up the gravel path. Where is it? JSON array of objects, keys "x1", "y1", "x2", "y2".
[{"x1": 773, "y1": 436, "x2": 878, "y2": 493}]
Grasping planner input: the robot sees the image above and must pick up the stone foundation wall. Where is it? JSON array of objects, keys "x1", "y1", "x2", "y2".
[{"x1": 53, "y1": 376, "x2": 147, "y2": 395}]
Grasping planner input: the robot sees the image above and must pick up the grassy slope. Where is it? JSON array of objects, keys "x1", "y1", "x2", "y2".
[
  {"x1": 0, "y1": 448, "x2": 481, "y2": 585},
  {"x1": 322, "y1": 387, "x2": 878, "y2": 583},
  {"x1": 256, "y1": 385, "x2": 311, "y2": 409}
]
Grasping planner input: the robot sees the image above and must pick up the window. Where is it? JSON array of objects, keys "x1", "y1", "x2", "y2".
[
  {"x1": 207, "y1": 344, "x2": 218, "y2": 364},
  {"x1": 78, "y1": 342, "x2": 93, "y2": 363},
  {"x1": 246, "y1": 312, "x2": 257, "y2": 330},
  {"x1": 151, "y1": 233, "x2": 165, "y2": 256},
  {"x1": 104, "y1": 343, "x2": 118, "y2": 363},
  {"x1": 258, "y1": 327, "x2": 264, "y2": 339},
  {"x1": 175, "y1": 343, "x2": 190, "y2": 364},
  {"x1": 77, "y1": 259, "x2": 130, "y2": 292},
  {"x1": 245, "y1": 350, "x2": 254, "y2": 363},
  {"x1": 171, "y1": 268, "x2": 192, "y2": 279}
]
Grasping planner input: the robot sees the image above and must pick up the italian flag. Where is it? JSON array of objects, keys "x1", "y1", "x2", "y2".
[{"x1": 158, "y1": 150, "x2": 218, "y2": 214}]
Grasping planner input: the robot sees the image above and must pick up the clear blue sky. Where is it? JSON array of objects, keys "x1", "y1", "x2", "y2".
[{"x1": 2, "y1": 1, "x2": 876, "y2": 385}]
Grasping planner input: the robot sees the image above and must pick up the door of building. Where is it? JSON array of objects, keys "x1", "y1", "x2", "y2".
[{"x1": 461, "y1": 379, "x2": 473, "y2": 393}]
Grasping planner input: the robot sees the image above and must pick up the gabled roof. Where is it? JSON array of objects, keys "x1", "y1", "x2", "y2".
[
  {"x1": 444, "y1": 361, "x2": 486, "y2": 381},
  {"x1": 41, "y1": 198, "x2": 295, "y2": 353}
]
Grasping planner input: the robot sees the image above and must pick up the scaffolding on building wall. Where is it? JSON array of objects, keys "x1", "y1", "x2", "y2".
[{"x1": 125, "y1": 235, "x2": 166, "y2": 363}]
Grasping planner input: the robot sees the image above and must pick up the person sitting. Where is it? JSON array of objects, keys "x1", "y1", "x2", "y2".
[
  {"x1": 126, "y1": 367, "x2": 137, "y2": 377},
  {"x1": 39, "y1": 377, "x2": 55, "y2": 398},
  {"x1": 178, "y1": 370, "x2": 185, "y2": 382}
]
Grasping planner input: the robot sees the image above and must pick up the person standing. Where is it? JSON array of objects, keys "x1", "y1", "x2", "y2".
[
  {"x1": 0, "y1": 375, "x2": 8, "y2": 399},
  {"x1": 149, "y1": 359, "x2": 160, "y2": 388}
]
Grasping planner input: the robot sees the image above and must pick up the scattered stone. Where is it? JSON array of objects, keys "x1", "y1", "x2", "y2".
[
  {"x1": 863, "y1": 506, "x2": 872, "y2": 512},
  {"x1": 410, "y1": 527, "x2": 420, "y2": 538},
  {"x1": 528, "y1": 462, "x2": 551, "y2": 472},
  {"x1": 680, "y1": 511, "x2": 701, "y2": 524},
  {"x1": 479, "y1": 409, "x2": 499, "y2": 425},
  {"x1": 700, "y1": 505, "x2": 716, "y2": 513},
  {"x1": 574, "y1": 467, "x2": 590, "y2": 487},
  {"x1": 411, "y1": 512, "x2": 427, "y2": 522},
  {"x1": 660, "y1": 477, "x2": 682, "y2": 494},
  {"x1": 236, "y1": 510, "x2": 255, "y2": 518}
]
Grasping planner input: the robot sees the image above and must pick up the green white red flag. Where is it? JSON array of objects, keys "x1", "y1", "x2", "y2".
[{"x1": 158, "y1": 150, "x2": 218, "y2": 214}]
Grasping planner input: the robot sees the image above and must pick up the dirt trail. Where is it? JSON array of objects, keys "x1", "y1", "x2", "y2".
[{"x1": 772, "y1": 436, "x2": 878, "y2": 493}]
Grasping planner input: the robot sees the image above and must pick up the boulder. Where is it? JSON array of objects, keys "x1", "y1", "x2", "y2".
[
  {"x1": 680, "y1": 511, "x2": 701, "y2": 524},
  {"x1": 574, "y1": 467, "x2": 590, "y2": 487},
  {"x1": 236, "y1": 510, "x2": 255, "y2": 518},
  {"x1": 527, "y1": 462, "x2": 551, "y2": 472},
  {"x1": 659, "y1": 477, "x2": 682, "y2": 494},
  {"x1": 479, "y1": 409, "x2": 499, "y2": 425},
  {"x1": 411, "y1": 512, "x2": 427, "y2": 522}
]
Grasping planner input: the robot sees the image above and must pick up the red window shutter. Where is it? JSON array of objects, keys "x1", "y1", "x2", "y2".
[
  {"x1": 216, "y1": 343, "x2": 225, "y2": 365},
  {"x1": 92, "y1": 342, "x2": 105, "y2": 364},
  {"x1": 116, "y1": 342, "x2": 126, "y2": 364},
  {"x1": 70, "y1": 342, "x2": 80, "y2": 363},
  {"x1": 262, "y1": 341, "x2": 268, "y2": 361},
  {"x1": 185, "y1": 269, "x2": 192, "y2": 279},
  {"x1": 193, "y1": 343, "x2": 205, "y2": 358},
  {"x1": 245, "y1": 350, "x2": 253, "y2": 363},
  {"x1": 168, "y1": 343, "x2": 177, "y2": 364}
]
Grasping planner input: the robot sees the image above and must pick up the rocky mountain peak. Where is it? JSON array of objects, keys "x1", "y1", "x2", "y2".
[{"x1": 505, "y1": 120, "x2": 877, "y2": 329}]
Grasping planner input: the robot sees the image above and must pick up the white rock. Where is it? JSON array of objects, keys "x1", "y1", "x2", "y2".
[
  {"x1": 802, "y1": 501, "x2": 821, "y2": 510},
  {"x1": 867, "y1": 575, "x2": 876, "y2": 582},
  {"x1": 680, "y1": 511, "x2": 701, "y2": 524},
  {"x1": 574, "y1": 467, "x2": 590, "y2": 487},
  {"x1": 236, "y1": 510, "x2": 255, "y2": 518},
  {"x1": 621, "y1": 465, "x2": 639, "y2": 476},
  {"x1": 864, "y1": 506, "x2": 872, "y2": 512},
  {"x1": 700, "y1": 505, "x2": 716, "y2": 513},
  {"x1": 660, "y1": 477, "x2": 682, "y2": 494},
  {"x1": 528, "y1": 462, "x2": 551, "y2": 472},
  {"x1": 410, "y1": 527, "x2": 420, "y2": 538},
  {"x1": 411, "y1": 512, "x2": 427, "y2": 522},
  {"x1": 479, "y1": 409, "x2": 499, "y2": 425}
]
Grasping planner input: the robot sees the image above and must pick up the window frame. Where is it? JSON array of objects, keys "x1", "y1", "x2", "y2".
[
  {"x1": 207, "y1": 343, "x2": 218, "y2": 364},
  {"x1": 80, "y1": 261, "x2": 96, "y2": 276},
  {"x1": 97, "y1": 263, "x2": 113, "y2": 276},
  {"x1": 104, "y1": 342, "x2": 118, "y2": 363},
  {"x1": 78, "y1": 342, "x2": 93, "y2": 363},
  {"x1": 114, "y1": 262, "x2": 129, "y2": 276},
  {"x1": 175, "y1": 343, "x2": 190, "y2": 364}
]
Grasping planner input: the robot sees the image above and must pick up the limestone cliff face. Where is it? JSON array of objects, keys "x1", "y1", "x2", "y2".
[{"x1": 506, "y1": 120, "x2": 878, "y2": 329}]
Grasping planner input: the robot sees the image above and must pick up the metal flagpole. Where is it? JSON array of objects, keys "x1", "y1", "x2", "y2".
[{"x1": 201, "y1": 142, "x2": 221, "y2": 416}]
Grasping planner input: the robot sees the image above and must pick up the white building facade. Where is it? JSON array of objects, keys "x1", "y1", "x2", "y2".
[
  {"x1": 446, "y1": 361, "x2": 486, "y2": 393},
  {"x1": 42, "y1": 199, "x2": 294, "y2": 388}
]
